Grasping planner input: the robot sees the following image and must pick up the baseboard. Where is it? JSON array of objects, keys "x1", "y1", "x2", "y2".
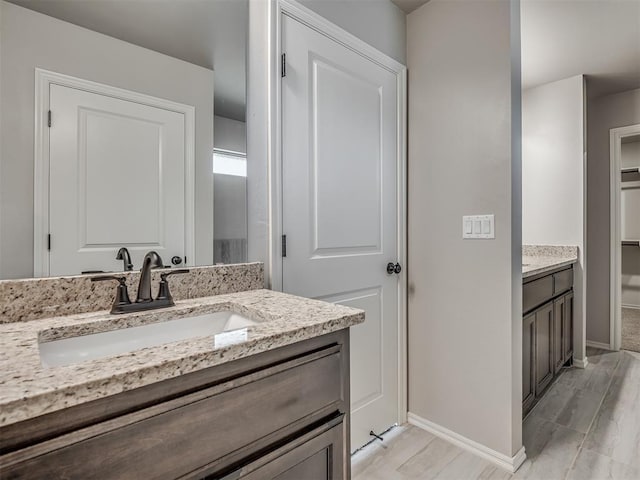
[
  {"x1": 586, "y1": 340, "x2": 613, "y2": 350},
  {"x1": 407, "y1": 412, "x2": 527, "y2": 473},
  {"x1": 573, "y1": 356, "x2": 589, "y2": 368}
]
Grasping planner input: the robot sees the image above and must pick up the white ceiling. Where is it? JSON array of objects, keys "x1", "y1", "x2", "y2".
[
  {"x1": 390, "y1": 0, "x2": 430, "y2": 14},
  {"x1": 10, "y1": 0, "x2": 638, "y2": 112},
  {"x1": 521, "y1": 0, "x2": 640, "y2": 98},
  {"x1": 8, "y1": 0, "x2": 248, "y2": 121}
]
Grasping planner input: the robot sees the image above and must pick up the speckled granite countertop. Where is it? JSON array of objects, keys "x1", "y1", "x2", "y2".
[
  {"x1": 0, "y1": 289, "x2": 364, "y2": 427},
  {"x1": 522, "y1": 245, "x2": 578, "y2": 279}
]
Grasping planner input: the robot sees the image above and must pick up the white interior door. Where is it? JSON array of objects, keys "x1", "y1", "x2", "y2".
[
  {"x1": 49, "y1": 84, "x2": 186, "y2": 276},
  {"x1": 281, "y1": 14, "x2": 400, "y2": 451}
]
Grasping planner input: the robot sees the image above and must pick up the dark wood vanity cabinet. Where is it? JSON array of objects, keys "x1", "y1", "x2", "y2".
[
  {"x1": 0, "y1": 330, "x2": 351, "y2": 480},
  {"x1": 534, "y1": 302, "x2": 554, "y2": 395},
  {"x1": 522, "y1": 312, "x2": 536, "y2": 414},
  {"x1": 224, "y1": 416, "x2": 344, "y2": 480},
  {"x1": 522, "y1": 266, "x2": 574, "y2": 416}
]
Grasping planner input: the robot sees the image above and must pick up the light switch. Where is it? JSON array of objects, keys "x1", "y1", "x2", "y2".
[{"x1": 462, "y1": 214, "x2": 495, "y2": 239}]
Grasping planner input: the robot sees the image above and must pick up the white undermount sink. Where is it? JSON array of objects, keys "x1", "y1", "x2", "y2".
[{"x1": 39, "y1": 311, "x2": 257, "y2": 367}]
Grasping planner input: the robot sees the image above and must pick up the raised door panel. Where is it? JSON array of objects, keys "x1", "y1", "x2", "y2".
[
  {"x1": 535, "y1": 303, "x2": 554, "y2": 395},
  {"x1": 311, "y1": 59, "x2": 383, "y2": 257},
  {"x1": 563, "y1": 292, "x2": 574, "y2": 363},
  {"x1": 553, "y1": 297, "x2": 565, "y2": 373},
  {"x1": 523, "y1": 312, "x2": 536, "y2": 414}
]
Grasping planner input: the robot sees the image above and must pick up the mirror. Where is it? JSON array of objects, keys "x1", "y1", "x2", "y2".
[{"x1": 0, "y1": 0, "x2": 249, "y2": 279}]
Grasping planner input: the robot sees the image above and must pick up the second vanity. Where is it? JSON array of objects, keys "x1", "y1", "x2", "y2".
[
  {"x1": 0, "y1": 268, "x2": 364, "y2": 479},
  {"x1": 522, "y1": 246, "x2": 578, "y2": 416}
]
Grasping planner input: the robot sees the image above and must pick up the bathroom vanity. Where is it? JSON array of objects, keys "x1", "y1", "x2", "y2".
[
  {"x1": 521, "y1": 246, "x2": 578, "y2": 416},
  {"x1": 0, "y1": 268, "x2": 364, "y2": 480}
]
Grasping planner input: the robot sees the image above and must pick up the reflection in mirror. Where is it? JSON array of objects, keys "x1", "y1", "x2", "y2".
[
  {"x1": 213, "y1": 120, "x2": 248, "y2": 265},
  {"x1": 0, "y1": 0, "x2": 248, "y2": 279}
]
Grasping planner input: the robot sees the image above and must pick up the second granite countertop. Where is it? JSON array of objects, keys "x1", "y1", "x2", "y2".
[
  {"x1": 522, "y1": 245, "x2": 578, "y2": 278},
  {"x1": 0, "y1": 289, "x2": 364, "y2": 427}
]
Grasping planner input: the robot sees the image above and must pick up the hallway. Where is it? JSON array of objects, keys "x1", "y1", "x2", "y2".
[{"x1": 352, "y1": 348, "x2": 640, "y2": 480}]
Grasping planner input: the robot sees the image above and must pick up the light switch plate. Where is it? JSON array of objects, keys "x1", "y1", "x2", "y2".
[{"x1": 462, "y1": 214, "x2": 495, "y2": 239}]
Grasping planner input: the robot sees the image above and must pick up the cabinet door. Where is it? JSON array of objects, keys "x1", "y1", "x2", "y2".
[
  {"x1": 563, "y1": 292, "x2": 574, "y2": 363},
  {"x1": 553, "y1": 296, "x2": 565, "y2": 373},
  {"x1": 523, "y1": 312, "x2": 536, "y2": 415},
  {"x1": 535, "y1": 303, "x2": 554, "y2": 396},
  {"x1": 226, "y1": 417, "x2": 346, "y2": 480}
]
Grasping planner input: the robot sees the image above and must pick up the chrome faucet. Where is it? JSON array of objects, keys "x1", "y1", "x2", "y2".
[
  {"x1": 136, "y1": 251, "x2": 164, "y2": 303},
  {"x1": 116, "y1": 247, "x2": 133, "y2": 271},
  {"x1": 92, "y1": 251, "x2": 189, "y2": 314}
]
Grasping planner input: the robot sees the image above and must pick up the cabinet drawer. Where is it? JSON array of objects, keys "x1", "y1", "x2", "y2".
[
  {"x1": 1, "y1": 346, "x2": 344, "y2": 480},
  {"x1": 220, "y1": 414, "x2": 345, "y2": 480},
  {"x1": 523, "y1": 275, "x2": 554, "y2": 313},
  {"x1": 553, "y1": 268, "x2": 573, "y2": 295}
]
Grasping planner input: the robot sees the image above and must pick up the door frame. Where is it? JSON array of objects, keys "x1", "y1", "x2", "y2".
[
  {"x1": 33, "y1": 68, "x2": 196, "y2": 277},
  {"x1": 266, "y1": 0, "x2": 408, "y2": 425},
  {"x1": 609, "y1": 123, "x2": 640, "y2": 350}
]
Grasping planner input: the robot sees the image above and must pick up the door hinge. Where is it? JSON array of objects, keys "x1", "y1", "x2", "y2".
[
  {"x1": 282, "y1": 234, "x2": 287, "y2": 257},
  {"x1": 281, "y1": 53, "x2": 286, "y2": 78},
  {"x1": 47, "y1": 234, "x2": 51, "y2": 251},
  {"x1": 47, "y1": 110, "x2": 52, "y2": 128}
]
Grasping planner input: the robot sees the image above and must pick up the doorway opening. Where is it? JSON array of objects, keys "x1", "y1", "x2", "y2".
[{"x1": 610, "y1": 124, "x2": 640, "y2": 352}]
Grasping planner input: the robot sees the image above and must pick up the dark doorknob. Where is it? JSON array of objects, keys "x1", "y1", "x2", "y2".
[
  {"x1": 386, "y1": 262, "x2": 402, "y2": 275},
  {"x1": 171, "y1": 256, "x2": 183, "y2": 266}
]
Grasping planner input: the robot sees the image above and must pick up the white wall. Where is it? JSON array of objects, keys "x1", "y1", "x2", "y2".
[
  {"x1": 213, "y1": 115, "x2": 247, "y2": 244},
  {"x1": 214, "y1": 175, "x2": 247, "y2": 240},
  {"x1": 522, "y1": 75, "x2": 587, "y2": 363},
  {"x1": 621, "y1": 245, "x2": 640, "y2": 308},
  {"x1": 298, "y1": 0, "x2": 406, "y2": 64},
  {"x1": 586, "y1": 88, "x2": 640, "y2": 343},
  {"x1": 621, "y1": 139, "x2": 640, "y2": 308},
  {"x1": 407, "y1": 0, "x2": 522, "y2": 460},
  {"x1": 246, "y1": 0, "x2": 271, "y2": 283},
  {"x1": 214, "y1": 115, "x2": 247, "y2": 153},
  {"x1": 621, "y1": 140, "x2": 640, "y2": 168},
  {"x1": 0, "y1": 1, "x2": 214, "y2": 278}
]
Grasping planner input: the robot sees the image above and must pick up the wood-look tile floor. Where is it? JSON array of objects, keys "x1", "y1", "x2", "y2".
[{"x1": 351, "y1": 348, "x2": 640, "y2": 480}]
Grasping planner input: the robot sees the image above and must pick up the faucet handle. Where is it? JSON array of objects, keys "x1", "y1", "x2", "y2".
[
  {"x1": 91, "y1": 275, "x2": 132, "y2": 312},
  {"x1": 156, "y1": 269, "x2": 190, "y2": 304}
]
